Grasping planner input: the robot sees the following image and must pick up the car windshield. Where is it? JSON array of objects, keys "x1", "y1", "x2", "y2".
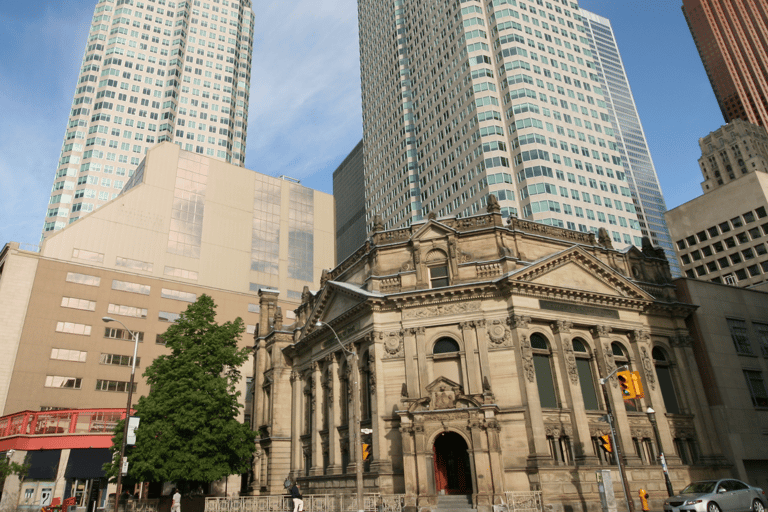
[{"x1": 681, "y1": 482, "x2": 717, "y2": 494}]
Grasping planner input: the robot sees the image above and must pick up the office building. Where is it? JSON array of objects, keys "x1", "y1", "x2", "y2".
[
  {"x1": 333, "y1": 140, "x2": 366, "y2": 263},
  {"x1": 0, "y1": 143, "x2": 335, "y2": 416},
  {"x1": 249, "y1": 205, "x2": 728, "y2": 511},
  {"x1": 580, "y1": 10, "x2": 679, "y2": 276},
  {"x1": 675, "y1": 278, "x2": 768, "y2": 489},
  {"x1": 357, "y1": 0, "x2": 646, "y2": 250},
  {"x1": 682, "y1": 0, "x2": 768, "y2": 128},
  {"x1": 666, "y1": 120, "x2": 768, "y2": 288},
  {"x1": 44, "y1": 0, "x2": 255, "y2": 235}
]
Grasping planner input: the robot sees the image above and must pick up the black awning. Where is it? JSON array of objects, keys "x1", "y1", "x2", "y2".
[
  {"x1": 26, "y1": 450, "x2": 62, "y2": 480},
  {"x1": 65, "y1": 449, "x2": 113, "y2": 479}
]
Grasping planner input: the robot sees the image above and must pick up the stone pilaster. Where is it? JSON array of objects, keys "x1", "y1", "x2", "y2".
[
  {"x1": 290, "y1": 370, "x2": 301, "y2": 477},
  {"x1": 310, "y1": 361, "x2": 323, "y2": 475},
  {"x1": 326, "y1": 353, "x2": 343, "y2": 475},
  {"x1": 460, "y1": 321, "x2": 483, "y2": 395}
]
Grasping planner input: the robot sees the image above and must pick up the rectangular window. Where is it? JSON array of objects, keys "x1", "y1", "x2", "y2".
[
  {"x1": 163, "y1": 266, "x2": 199, "y2": 280},
  {"x1": 115, "y1": 256, "x2": 153, "y2": 272},
  {"x1": 61, "y1": 297, "x2": 97, "y2": 311},
  {"x1": 159, "y1": 311, "x2": 181, "y2": 322},
  {"x1": 56, "y1": 322, "x2": 92, "y2": 336},
  {"x1": 99, "y1": 353, "x2": 140, "y2": 367},
  {"x1": 45, "y1": 375, "x2": 82, "y2": 389},
  {"x1": 429, "y1": 266, "x2": 449, "y2": 288},
  {"x1": 107, "y1": 303, "x2": 148, "y2": 318},
  {"x1": 95, "y1": 379, "x2": 138, "y2": 393},
  {"x1": 743, "y1": 370, "x2": 768, "y2": 407},
  {"x1": 755, "y1": 323, "x2": 768, "y2": 357},
  {"x1": 50, "y1": 348, "x2": 87, "y2": 362},
  {"x1": 72, "y1": 248, "x2": 104, "y2": 263},
  {"x1": 104, "y1": 327, "x2": 144, "y2": 342},
  {"x1": 112, "y1": 280, "x2": 151, "y2": 295},
  {"x1": 66, "y1": 272, "x2": 101, "y2": 287},
  {"x1": 727, "y1": 319, "x2": 753, "y2": 354},
  {"x1": 161, "y1": 288, "x2": 197, "y2": 302}
]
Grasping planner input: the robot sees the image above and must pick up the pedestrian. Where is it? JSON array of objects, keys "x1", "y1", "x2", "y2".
[
  {"x1": 290, "y1": 482, "x2": 303, "y2": 512},
  {"x1": 171, "y1": 489, "x2": 181, "y2": 512}
]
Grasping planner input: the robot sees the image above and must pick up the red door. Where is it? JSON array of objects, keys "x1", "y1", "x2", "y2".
[{"x1": 433, "y1": 432, "x2": 471, "y2": 495}]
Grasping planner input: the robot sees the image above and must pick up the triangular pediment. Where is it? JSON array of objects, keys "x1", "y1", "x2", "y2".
[
  {"x1": 305, "y1": 281, "x2": 381, "y2": 336},
  {"x1": 425, "y1": 376, "x2": 463, "y2": 393},
  {"x1": 411, "y1": 220, "x2": 457, "y2": 242},
  {"x1": 509, "y1": 247, "x2": 652, "y2": 300}
]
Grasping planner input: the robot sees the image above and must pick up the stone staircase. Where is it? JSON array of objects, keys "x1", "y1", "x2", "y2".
[{"x1": 435, "y1": 494, "x2": 475, "y2": 512}]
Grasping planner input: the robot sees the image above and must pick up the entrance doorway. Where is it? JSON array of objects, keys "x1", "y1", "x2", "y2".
[{"x1": 433, "y1": 432, "x2": 472, "y2": 495}]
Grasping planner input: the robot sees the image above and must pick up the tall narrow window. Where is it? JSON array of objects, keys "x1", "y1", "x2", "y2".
[
  {"x1": 612, "y1": 342, "x2": 637, "y2": 411},
  {"x1": 572, "y1": 338, "x2": 599, "y2": 410},
  {"x1": 433, "y1": 337, "x2": 462, "y2": 386},
  {"x1": 754, "y1": 323, "x2": 768, "y2": 357},
  {"x1": 727, "y1": 319, "x2": 753, "y2": 354},
  {"x1": 429, "y1": 265, "x2": 449, "y2": 288},
  {"x1": 744, "y1": 370, "x2": 768, "y2": 407},
  {"x1": 531, "y1": 333, "x2": 558, "y2": 408},
  {"x1": 652, "y1": 347, "x2": 680, "y2": 414}
]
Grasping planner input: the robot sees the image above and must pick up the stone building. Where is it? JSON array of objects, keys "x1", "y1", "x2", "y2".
[{"x1": 250, "y1": 202, "x2": 727, "y2": 512}]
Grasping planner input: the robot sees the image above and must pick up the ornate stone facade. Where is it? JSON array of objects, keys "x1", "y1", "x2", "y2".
[{"x1": 248, "y1": 209, "x2": 728, "y2": 512}]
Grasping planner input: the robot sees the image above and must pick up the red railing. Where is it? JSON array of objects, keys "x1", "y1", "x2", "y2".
[{"x1": 0, "y1": 408, "x2": 126, "y2": 439}]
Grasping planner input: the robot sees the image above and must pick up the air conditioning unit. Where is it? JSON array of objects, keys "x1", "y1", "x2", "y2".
[{"x1": 724, "y1": 274, "x2": 738, "y2": 286}]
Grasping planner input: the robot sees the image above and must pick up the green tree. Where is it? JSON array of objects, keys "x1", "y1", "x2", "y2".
[{"x1": 105, "y1": 294, "x2": 256, "y2": 490}]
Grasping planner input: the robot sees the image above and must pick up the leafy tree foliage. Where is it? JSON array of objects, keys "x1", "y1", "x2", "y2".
[{"x1": 106, "y1": 294, "x2": 256, "y2": 489}]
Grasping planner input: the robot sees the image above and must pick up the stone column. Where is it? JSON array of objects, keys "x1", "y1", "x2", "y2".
[
  {"x1": 460, "y1": 322, "x2": 483, "y2": 395},
  {"x1": 310, "y1": 362, "x2": 323, "y2": 475},
  {"x1": 508, "y1": 315, "x2": 551, "y2": 467},
  {"x1": 414, "y1": 327, "x2": 428, "y2": 396},
  {"x1": 474, "y1": 320, "x2": 493, "y2": 392},
  {"x1": 399, "y1": 420, "x2": 419, "y2": 511},
  {"x1": 254, "y1": 339, "x2": 267, "y2": 427},
  {"x1": 290, "y1": 370, "x2": 302, "y2": 477},
  {"x1": 592, "y1": 327, "x2": 640, "y2": 466},
  {"x1": 551, "y1": 321, "x2": 598, "y2": 464},
  {"x1": 326, "y1": 353, "x2": 343, "y2": 475},
  {"x1": 484, "y1": 418, "x2": 505, "y2": 502},
  {"x1": 413, "y1": 424, "x2": 431, "y2": 505},
  {"x1": 468, "y1": 417, "x2": 493, "y2": 508}
]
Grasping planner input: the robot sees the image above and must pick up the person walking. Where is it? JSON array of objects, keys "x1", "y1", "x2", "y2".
[
  {"x1": 171, "y1": 489, "x2": 181, "y2": 512},
  {"x1": 290, "y1": 483, "x2": 303, "y2": 512}
]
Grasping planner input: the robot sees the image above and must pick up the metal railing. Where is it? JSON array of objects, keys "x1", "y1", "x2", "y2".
[{"x1": 204, "y1": 494, "x2": 404, "y2": 512}]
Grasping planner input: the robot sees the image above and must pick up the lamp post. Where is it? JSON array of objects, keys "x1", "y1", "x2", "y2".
[
  {"x1": 102, "y1": 316, "x2": 140, "y2": 511},
  {"x1": 315, "y1": 321, "x2": 363, "y2": 512},
  {"x1": 646, "y1": 407, "x2": 674, "y2": 497},
  {"x1": 599, "y1": 365, "x2": 634, "y2": 512}
]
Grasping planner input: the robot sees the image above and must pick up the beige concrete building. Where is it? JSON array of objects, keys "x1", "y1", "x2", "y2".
[
  {"x1": 44, "y1": 0, "x2": 256, "y2": 234},
  {"x1": 666, "y1": 120, "x2": 768, "y2": 287},
  {"x1": 0, "y1": 141, "x2": 335, "y2": 419},
  {"x1": 676, "y1": 278, "x2": 768, "y2": 490},
  {"x1": 250, "y1": 203, "x2": 728, "y2": 512}
]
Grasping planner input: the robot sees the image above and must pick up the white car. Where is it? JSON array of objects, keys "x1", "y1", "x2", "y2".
[{"x1": 664, "y1": 480, "x2": 766, "y2": 512}]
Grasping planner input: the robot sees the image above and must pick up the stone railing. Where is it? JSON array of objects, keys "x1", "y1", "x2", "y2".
[
  {"x1": 204, "y1": 494, "x2": 404, "y2": 512},
  {"x1": 503, "y1": 491, "x2": 543, "y2": 512}
]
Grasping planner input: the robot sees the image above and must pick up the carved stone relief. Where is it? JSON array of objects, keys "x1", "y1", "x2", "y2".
[
  {"x1": 562, "y1": 337, "x2": 579, "y2": 385},
  {"x1": 509, "y1": 315, "x2": 532, "y2": 330},
  {"x1": 404, "y1": 301, "x2": 481, "y2": 319},
  {"x1": 603, "y1": 342, "x2": 617, "y2": 388},
  {"x1": 640, "y1": 346, "x2": 656, "y2": 390},
  {"x1": 381, "y1": 331, "x2": 404, "y2": 358},
  {"x1": 521, "y1": 335, "x2": 535, "y2": 383},
  {"x1": 487, "y1": 319, "x2": 512, "y2": 347}
]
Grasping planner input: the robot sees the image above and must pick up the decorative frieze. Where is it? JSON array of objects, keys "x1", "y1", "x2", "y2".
[{"x1": 403, "y1": 301, "x2": 482, "y2": 319}]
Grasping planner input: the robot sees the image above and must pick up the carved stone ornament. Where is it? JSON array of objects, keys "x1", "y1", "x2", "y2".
[
  {"x1": 603, "y1": 343, "x2": 618, "y2": 388},
  {"x1": 404, "y1": 301, "x2": 481, "y2": 319},
  {"x1": 641, "y1": 346, "x2": 656, "y2": 390},
  {"x1": 671, "y1": 334, "x2": 693, "y2": 348},
  {"x1": 631, "y1": 330, "x2": 651, "y2": 345},
  {"x1": 562, "y1": 338, "x2": 579, "y2": 385},
  {"x1": 290, "y1": 370, "x2": 299, "y2": 383},
  {"x1": 509, "y1": 315, "x2": 532, "y2": 330},
  {"x1": 368, "y1": 351, "x2": 376, "y2": 395},
  {"x1": 593, "y1": 325, "x2": 613, "y2": 338},
  {"x1": 487, "y1": 319, "x2": 511, "y2": 347},
  {"x1": 382, "y1": 331, "x2": 404, "y2": 358},
  {"x1": 521, "y1": 335, "x2": 535, "y2": 383},
  {"x1": 551, "y1": 320, "x2": 573, "y2": 334}
]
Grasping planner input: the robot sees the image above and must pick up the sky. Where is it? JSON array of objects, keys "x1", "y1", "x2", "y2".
[{"x1": 0, "y1": 0, "x2": 724, "y2": 246}]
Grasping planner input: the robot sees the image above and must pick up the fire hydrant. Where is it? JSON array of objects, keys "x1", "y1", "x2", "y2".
[{"x1": 639, "y1": 489, "x2": 650, "y2": 512}]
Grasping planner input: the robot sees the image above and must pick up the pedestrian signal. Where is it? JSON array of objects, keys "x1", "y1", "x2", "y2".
[
  {"x1": 600, "y1": 434, "x2": 612, "y2": 453},
  {"x1": 617, "y1": 371, "x2": 636, "y2": 399}
]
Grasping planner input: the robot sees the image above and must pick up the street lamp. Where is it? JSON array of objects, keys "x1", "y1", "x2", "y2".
[
  {"x1": 315, "y1": 321, "x2": 364, "y2": 512},
  {"x1": 102, "y1": 316, "x2": 140, "y2": 510},
  {"x1": 646, "y1": 407, "x2": 674, "y2": 497}
]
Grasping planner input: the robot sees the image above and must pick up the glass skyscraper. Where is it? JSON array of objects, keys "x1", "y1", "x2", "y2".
[
  {"x1": 43, "y1": 0, "x2": 255, "y2": 236},
  {"x1": 356, "y1": 0, "x2": 650, "y2": 250},
  {"x1": 580, "y1": 10, "x2": 679, "y2": 275}
]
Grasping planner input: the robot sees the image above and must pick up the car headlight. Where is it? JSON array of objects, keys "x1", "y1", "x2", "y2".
[{"x1": 684, "y1": 500, "x2": 703, "y2": 505}]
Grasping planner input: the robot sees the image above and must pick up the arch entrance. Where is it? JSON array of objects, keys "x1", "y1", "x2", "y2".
[{"x1": 433, "y1": 431, "x2": 472, "y2": 495}]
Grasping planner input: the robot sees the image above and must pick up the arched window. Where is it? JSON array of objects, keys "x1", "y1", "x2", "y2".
[
  {"x1": 432, "y1": 337, "x2": 462, "y2": 385},
  {"x1": 434, "y1": 338, "x2": 460, "y2": 354},
  {"x1": 653, "y1": 347, "x2": 680, "y2": 414},
  {"x1": 531, "y1": 333, "x2": 558, "y2": 408},
  {"x1": 611, "y1": 342, "x2": 637, "y2": 412},
  {"x1": 572, "y1": 338, "x2": 599, "y2": 410}
]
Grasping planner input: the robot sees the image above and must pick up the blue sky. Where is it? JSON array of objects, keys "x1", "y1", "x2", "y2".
[{"x1": 0, "y1": 0, "x2": 723, "y2": 246}]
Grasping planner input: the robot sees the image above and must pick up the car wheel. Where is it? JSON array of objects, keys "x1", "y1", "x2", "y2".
[
  {"x1": 753, "y1": 500, "x2": 765, "y2": 512},
  {"x1": 708, "y1": 502, "x2": 721, "y2": 512}
]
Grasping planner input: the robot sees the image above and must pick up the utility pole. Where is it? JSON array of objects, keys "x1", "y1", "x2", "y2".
[{"x1": 600, "y1": 365, "x2": 634, "y2": 512}]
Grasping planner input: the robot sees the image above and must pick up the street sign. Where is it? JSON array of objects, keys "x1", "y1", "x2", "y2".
[
  {"x1": 127, "y1": 416, "x2": 141, "y2": 446},
  {"x1": 360, "y1": 428, "x2": 373, "y2": 434},
  {"x1": 121, "y1": 457, "x2": 129, "y2": 476}
]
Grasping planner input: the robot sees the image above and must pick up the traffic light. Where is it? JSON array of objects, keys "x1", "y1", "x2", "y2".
[
  {"x1": 617, "y1": 371, "x2": 636, "y2": 399},
  {"x1": 362, "y1": 443, "x2": 371, "y2": 461},
  {"x1": 631, "y1": 371, "x2": 644, "y2": 399},
  {"x1": 600, "y1": 434, "x2": 612, "y2": 453}
]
